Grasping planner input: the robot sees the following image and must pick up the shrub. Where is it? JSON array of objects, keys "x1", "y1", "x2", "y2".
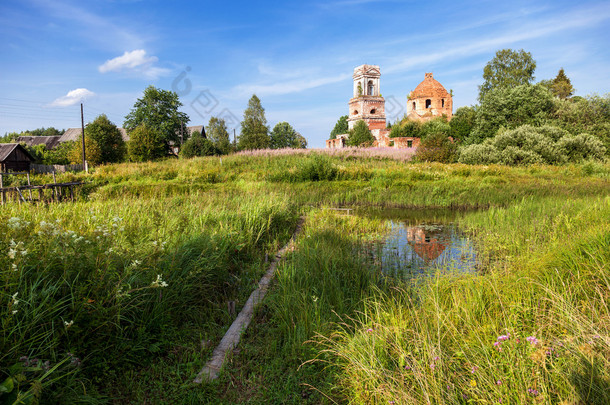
[
  {"x1": 558, "y1": 133, "x2": 607, "y2": 163},
  {"x1": 458, "y1": 144, "x2": 501, "y2": 165},
  {"x1": 347, "y1": 121, "x2": 375, "y2": 147},
  {"x1": 296, "y1": 154, "x2": 338, "y2": 181},
  {"x1": 179, "y1": 134, "x2": 217, "y2": 158},
  {"x1": 127, "y1": 124, "x2": 166, "y2": 162},
  {"x1": 499, "y1": 145, "x2": 544, "y2": 165},
  {"x1": 414, "y1": 132, "x2": 457, "y2": 163}
]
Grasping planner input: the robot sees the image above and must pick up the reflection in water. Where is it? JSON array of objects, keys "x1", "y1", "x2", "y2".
[{"x1": 376, "y1": 222, "x2": 477, "y2": 280}]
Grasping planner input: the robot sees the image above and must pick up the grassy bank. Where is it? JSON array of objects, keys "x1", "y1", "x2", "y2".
[{"x1": 1, "y1": 152, "x2": 609, "y2": 403}]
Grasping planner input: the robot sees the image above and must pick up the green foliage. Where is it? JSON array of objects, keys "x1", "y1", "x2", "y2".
[
  {"x1": 550, "y1": 68, "x2": 574, "y2": 99},
  {"x1": 449, "y1": 106, "x2": 477, "y2": 142},
  {"x1": 557, "y1": 133, "x2": 607, "y2": 162},
  {"x1": 479, "y1": 48, "x2": 536, "y2": 101},
  {"x1": 206, "y1": 117, "x2": 232, "y2": 155},
  {"x1": 86, "y1": 114, "x2": 126, "y2": 163},
  {"x1": 179, "y1": 133, "x2": 218, "y2": 158},
  {"x1": 421, "y1": 117, "x2": 451, "y2": 139},
  {"x1": 270, "y1": 122, "x2": 307, "y2": 149},
  {"x1": 468, "y1": 84, "x2": 555, "y2": 144},
  {"x1": 347, "y1": 120, "x2": 375, "y2": 146},
  {"x1": 68, "y1": 135, "x2": 103, "y2": 165},
  {"x1": 552, "y1": 94, "x2": 610, "y2": 154},
  {"x1": 414, "y1": 132, "x2": 457, "y2": 163},
  {"x1": 127, "y1": 124, "x2": 166, "y2": 162},
  {"x1": 330, "y1": 115, "x2": 349, "y2": 139},
  {"x1": 238, "y1": 94, "x2": 270, "y2": 150},
  {"x1": 123, "y1": 86, "x2": 189, "y2": 154},
  {"x1": 459, "y1": 124, "x2": 606, "y2": 165}
]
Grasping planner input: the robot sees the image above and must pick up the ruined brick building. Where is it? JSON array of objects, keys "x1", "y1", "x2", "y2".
[{"x1": 326, "y1": 65, "x2": 452, "y2": 148}]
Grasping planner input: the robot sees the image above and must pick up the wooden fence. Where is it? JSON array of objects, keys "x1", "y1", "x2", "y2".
[{"x1": 30, "y1": 164, "x2": 84, "y2": 174}]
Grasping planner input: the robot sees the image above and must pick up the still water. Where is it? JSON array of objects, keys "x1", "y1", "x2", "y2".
[{"x1": 357, "y1": 208, "x2": 479, "y2": 280}]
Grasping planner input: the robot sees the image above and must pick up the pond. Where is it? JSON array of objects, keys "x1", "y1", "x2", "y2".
[{"x1": 357, "y1": 208, "x2": 479, "y2": 280}]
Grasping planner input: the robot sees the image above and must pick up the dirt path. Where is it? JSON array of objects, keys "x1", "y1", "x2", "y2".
[{"x1": 194, "y1": 218, "x2": 305, "y2": 383}]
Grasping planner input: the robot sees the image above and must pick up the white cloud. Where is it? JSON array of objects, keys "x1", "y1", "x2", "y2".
[
  {"x1": 98, "y1": 50, "x2": 169, "y2": 78},
  {"x1": 50, "y1": 88, "x2": 95, "y2": 107}
]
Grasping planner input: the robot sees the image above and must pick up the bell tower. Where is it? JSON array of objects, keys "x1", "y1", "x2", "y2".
[{"x1": 347, "y1": 64, "x2": 387, "y2": 139}]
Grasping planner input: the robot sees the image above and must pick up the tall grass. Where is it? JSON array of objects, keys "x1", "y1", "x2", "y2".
[
  {"x1": 317, "y1": 196, "x2": 610, "y2": 404},
  {"x1": 0, "y1": 193, "x2": 297, "y2": 402}
]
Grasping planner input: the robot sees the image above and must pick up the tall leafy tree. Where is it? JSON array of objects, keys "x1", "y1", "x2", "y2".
[
  {"x1": 550, "y1": 68, "x2": 574, "y2": 100},
  {"x1": 206, "y1": 117, "x2": 232, "y2": 154},
  {"x1": 86, "y1": 114, "x2": 126, "y2": 163},
  {"x1": 329, "y1": 115, "x2": 348, "y2": 139},
  {"x1": 270, "y1": 122, "x2": 307, "y2": 149},
  {"x1": 238, "y1": 95, "x2": 270, "y2": 150},
  {"x1": 127, "y1": 124, "x2": 166, "y2": 162},
  {"x1": 468, "y1": 84, "x2": 555, "y2": 144},
  {"x1": 347, "y1": 120, "x2": 375, "y2": 146},
  {"x1": 123, "y1": 86, "x2": 189, "y2": 154},
  {"x1": 479, "y1": 49, "x2": 536, "y2": 102}
]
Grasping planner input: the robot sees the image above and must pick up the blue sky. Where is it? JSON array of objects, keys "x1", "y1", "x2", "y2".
[{"x1": 1, "y1": 0, "x2": 609, "y2": 148}]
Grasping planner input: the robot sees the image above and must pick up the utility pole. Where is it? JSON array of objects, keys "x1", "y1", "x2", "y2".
[
  {"x1": 81, "y1": 103, "x2": 87, "y2": 173},
  {"x1": 233, "y1": 129, "x2": 236, "y2": 147}
]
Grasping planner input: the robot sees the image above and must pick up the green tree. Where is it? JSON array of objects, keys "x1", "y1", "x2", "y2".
[
  {"x1": 468, "y1": 84, "x2": 555, "y2": 144},
  {"x1": 421, "y1": 117, "x2": 451, "y2": 139},
  {"x1": 206, "y1": 117, "x2": 232, "y2": 154},
  {"x1": 330, "y1": 115, "x2": 349, "y2": 139},
  {"x1": 86, "y1": 114, "x2": 126, "y2": 163},
  {"x1": 449, "y1": 106, "x2": 477, "y2": 142},
  {"x1": 68, "y1": 136, "x2": 103, "y2": 165},
  {"x1": 238, "y1": 95, "x2": 270, "y2": 150},
  {"x1": 123, "y1": 86, "x2": 189, "y2": 154},
  {"x1": 270, "y1": 122, "x2": 307, "y2": 149},
  {"x1": 127, "y1": 124, "x2": 166, "y2": 162},
  {"x1": 180, "y1": 131, "x2": 218, "y2": 158},
  {"x1": 550, "y1": 68, "x2": 574, "y2": 100},
  {"x1": 479, "y1": 49, "x2": 536, "y2": 101},
  {"x1": 347, "y1": 120, "x2": 375, "y2": 146}
]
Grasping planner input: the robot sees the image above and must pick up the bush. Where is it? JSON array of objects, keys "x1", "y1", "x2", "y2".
[
  {"x1": 347, "y1": 121, "x2": 375, "y2": 147},
  {"x1": 459, "y1": 124, "x2": 607, "y2": 165},
  {"x1": 558, "y1": 133, "x2": 607, "y2": 163},
  {"x1": 295, "y1": 154, "x2": 338, "y2": 181},
  {"x1": 127, "y1": 125, "x2": 166, "y2": 162},
  {"x1": 458, "y1": 144, "x2": 501, "y2": 165},
  {"x1": 414, "y1": 132, "x2": 457, "y2": 163},
  {"x1": 179, "y1": 134, "x2": 217, "y2": 158}
]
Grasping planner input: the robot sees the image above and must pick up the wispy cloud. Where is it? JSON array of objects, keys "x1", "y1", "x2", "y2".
[
  {"x1": 50, "y1": 88, "x2": 95, "y2": 107},
  {"x1": 384, "y1": 3, "x2": 610, "y2": 75},
  {"x1": 99, "y1": 49, "x2": 169, "y2": 78}
]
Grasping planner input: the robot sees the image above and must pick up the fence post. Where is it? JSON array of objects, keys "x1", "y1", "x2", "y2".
[{"x1": 0, "y1": 174, "x2": 3, "y2": 205}]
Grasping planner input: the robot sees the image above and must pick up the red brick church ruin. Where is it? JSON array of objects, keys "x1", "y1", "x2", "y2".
[{"x1": 326, "y1": 65, "x2": 452, "y2": 149}]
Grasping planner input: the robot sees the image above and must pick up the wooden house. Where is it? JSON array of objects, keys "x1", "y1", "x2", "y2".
[
  {"x1": 16, "y1": 135, "x2": 62, "y2": 150},
  {"x1": 0, "y1": 143, "x2": 35, "y2": 172}
]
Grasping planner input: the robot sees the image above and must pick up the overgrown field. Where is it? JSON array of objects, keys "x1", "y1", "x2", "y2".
[{"x1": 1, "y1": 152, "x2": 609, "y2": 404}]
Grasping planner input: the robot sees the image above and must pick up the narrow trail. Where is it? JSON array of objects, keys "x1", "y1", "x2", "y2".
[{"x1": 194, "y1": 217, "x2": 305, "y2": 383}]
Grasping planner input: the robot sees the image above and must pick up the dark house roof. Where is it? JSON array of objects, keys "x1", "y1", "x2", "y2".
[
  {"x1": 16, "y1": 136, "x2": 62, "y2": 149},
  {"x1": 0, "y1": 143, "x2": 35, "y2": 162},
  {"x1": 59, "y1": 128, "x2": 130, "y2": 143}
]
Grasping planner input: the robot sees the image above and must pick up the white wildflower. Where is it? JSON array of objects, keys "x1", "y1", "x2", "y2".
[
  {"x1": 11, "y1": 292, "x2": 19, "y2": 306},
  {"x1": 8, "y1": 249, "x2": 17, "y2": 259},
  {"x1": 150, "y1": 274, "x2": 168, "y2": 288},
  {"x1": 12, "y1": 310, "x2": 17, "y2": 315},
  {"x1": 64, "y1": 320, "x2": 74, "y2": 328},
  {"x1": 11, "y1": 263, "x2": 17, "y2": 271}
]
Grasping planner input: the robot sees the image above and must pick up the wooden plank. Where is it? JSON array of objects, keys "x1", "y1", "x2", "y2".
[{"x1": 194, "y1": 218, "x2": 304, "y2": 383}]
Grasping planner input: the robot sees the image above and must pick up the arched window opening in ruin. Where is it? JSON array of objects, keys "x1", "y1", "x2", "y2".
[
  {"x1": 407, "y1": 140, "x2": 413, "y2": 148},
  {"x1": 370, "y1": 108, "x2": 376, "y2": 114},
  {"x1": 412, "y1": 101, "x2": 416, "y2": 110},
  {"x1": 368, "y1": 81, "x2": 374, "y2": 96},
  {"x1": 425, "y1": 99, "x2": 432, "y2": 108},
  {"x1": 353, "y1": 110, "x2": 358, "y2": 115},
  {"x1": 442, "y1": 99, "x2": 445, "y2": 108}
]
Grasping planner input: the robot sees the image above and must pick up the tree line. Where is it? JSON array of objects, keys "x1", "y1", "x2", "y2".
[{"x1": 1, "y1": 88, "x2": 307, "y2": 166}]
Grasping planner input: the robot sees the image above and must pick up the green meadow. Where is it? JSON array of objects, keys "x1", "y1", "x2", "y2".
[{"x1": 1, "y1": 151, "x2": 609, "y2": 404}]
